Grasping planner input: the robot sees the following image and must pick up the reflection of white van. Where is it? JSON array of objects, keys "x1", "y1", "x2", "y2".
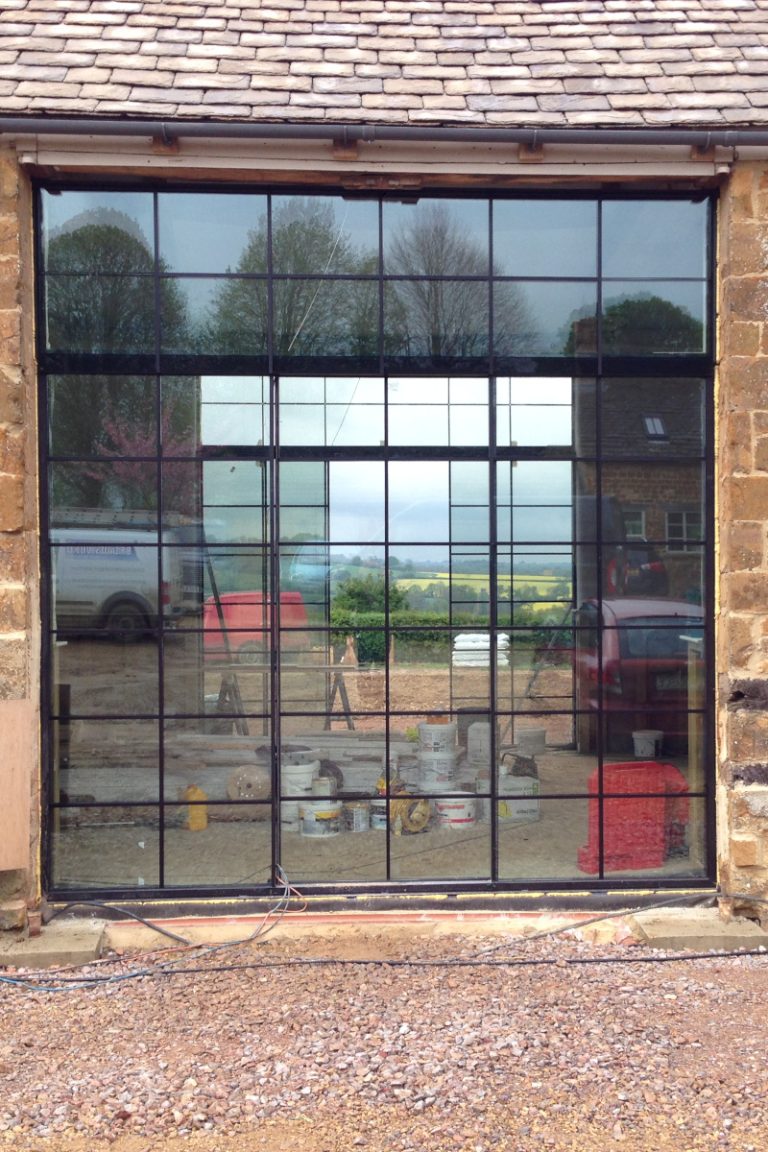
[{"x1": 51, "y1": 529, "x2": 184, "y2": 640}]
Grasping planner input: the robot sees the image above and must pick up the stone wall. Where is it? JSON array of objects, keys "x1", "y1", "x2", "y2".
[
  {"x1": 0, "y1": 144, "x2": 37, "y2": 928},
  {"x1": 718, "y1": 160, "x2": 768, "y2": 921}
]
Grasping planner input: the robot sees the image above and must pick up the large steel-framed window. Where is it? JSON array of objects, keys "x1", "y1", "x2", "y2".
[{"x1": 37, "y1": 184, "x2": 715, "y2": 898}]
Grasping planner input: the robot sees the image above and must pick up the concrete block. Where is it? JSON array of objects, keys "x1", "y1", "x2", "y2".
[
  {"x1": 629, "y1": 906, "x2": 768, "y2": 952},
  {"x1": 0, "y1": 918, "x2": 105, "y2": 969}
]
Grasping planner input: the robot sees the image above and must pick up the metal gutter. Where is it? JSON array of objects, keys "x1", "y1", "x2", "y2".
[{"x1": 0, "y1": 116, "x2": 765, "y2": 148}]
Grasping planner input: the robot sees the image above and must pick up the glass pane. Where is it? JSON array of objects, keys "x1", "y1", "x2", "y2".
[
  {"x1": 281, "y1": 796, "x2": 387, "y2": 883},
  {"x1": 158, "y1": 193, "x2": 266, "y2": 274},
  {"x1": 493, "y1": 199, "x2": 597, "y2": 277},
  {"x1": 52, "y1": 719, "x2": 159, "y2": 804},
  {"x1": 163, "y1": 375, "x2": 270, "y2": 452},
  {"x1": 384, "y1": 280, "x2": 488, "y2": 358},
  {"x1": 272, "y1": 195, "x2": 378, "y2": 275},
  {"x1": 496, "y1": 376, "x2": 575, "y2": 449},
  {"x1": 174, "y1": 545, "x2": 270, "y2": 626},
  {"x1": 602, "y1": 200, "x2": 708, "y2": 279},
  {"x1": 498, "y1": 799, "x2": 588, "y2": 881},
  {"x1": 279, "y1": 377, "x2": 384, "y2": 447},
  {"x1": 494, "y1": 281, "x2": 597, "y2": 358},
  {"x1": 329, "y1": 461, "x2": 384, "y2": 543},
  {"x1": 51, "y1": 814, "x2": 160, "y2": 890},
  {"x1": 42, "y1": 190, "x2": 155, "y2": 273},
  {"x1": 274, "y1": 280, "x2": 378, "y2": 358},
  {"x1": 384, "y1": 198, "x2": 488, "y2": 275},
  {"x1": 389, "y1": 461, "x2": 449, "y2": 542},
  {"x1": 162, "y1": 277, "x2": 268, "y2": 357},
  {"x1": 164, "y1": 803, "x2": 272, "y2": 887},
  {"x1": 495, "y1": 553, "x2": 575, "y2": 625},
  {"x1": 167, "y1": 459, "x2": 268, "y2": 544},
  {"x1": 601, "y1": 284, "x2": 706, "y2": 355},
  {"x1": 48, "y1": 375, "x2": 157, "y2": 458},
  {"x1": 600, "y1": 378, "x2": 705, "y2": 457},
  {"x1": 390, "y1": 629, "x2": 454, "y2": 716},
  {"x1": 388, "y1": 377, "x2": 488, "y2": 446},
  {"x1": 497, "y1": 460, "x2": 581, "y2": 544},
  {"x1": 50, "y1": 462, "x2": 159, "y2": 525},
  {"x1": 391, "y1": 818, "x2": 490, "y2": 882},
  {"x1": 53, "y1": 623, "x2": 159, "y2": 713},
  {"x1": 46, "y1": 275, "x2": 156, "y2": 356}
]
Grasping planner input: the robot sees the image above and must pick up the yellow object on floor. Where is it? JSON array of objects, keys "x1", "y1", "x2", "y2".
[{"x1": 182, "y1": 785, "x2": 209, "y2": 831}]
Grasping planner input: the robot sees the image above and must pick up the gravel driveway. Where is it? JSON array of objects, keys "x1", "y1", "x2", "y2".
[{"x1": 2, "y1": 926, "x2": 768, "y2": 1152}]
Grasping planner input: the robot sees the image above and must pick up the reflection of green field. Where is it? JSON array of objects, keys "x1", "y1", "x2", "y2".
[{"x1": 396, "y1": 573, "x2": 570, "y2": 595}]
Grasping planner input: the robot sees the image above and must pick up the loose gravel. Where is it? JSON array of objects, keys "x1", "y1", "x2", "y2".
[{"x1": 2, "y1": 927, "x2": 768, "y2": 1152}]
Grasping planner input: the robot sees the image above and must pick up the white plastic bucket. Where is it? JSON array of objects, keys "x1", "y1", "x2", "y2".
[
  {"x1": 435, "y1": 792, "x2": 476, "y2": 828},
  {"x1": 343, "y1": 801, "x2": 370, "y2": 833},
  {"x1": 282, "y1": 759, "x2": 319, "y2": 795},
  {"x1": 418, "y1": 721, "x2": 457, "y2": 753},
  {"x1": 632, "y1": 729, "x2": 663, "y2": 758},
  {"x1": 299, "y1": 800, "x2": 342, "y2": 837},
  {"x1": 370, "y1": 798, "x2": 388, "y2": 830},
  {"x1": 419, "y1": 750, "x2": 457, "y2": 789}
]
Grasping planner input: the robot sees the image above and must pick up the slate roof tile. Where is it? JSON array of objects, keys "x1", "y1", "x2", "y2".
[{"x1": 0, "y1": 0, "x2": 767, "y2": 127}]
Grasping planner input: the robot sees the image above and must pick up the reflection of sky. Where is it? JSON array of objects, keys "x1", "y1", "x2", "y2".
[
  {"x1": 42, "y1": 190, "x2": 154, "y2": 261},
  {"x1": 602, "y1": 200, "x2": 707, "y2": 278},
  {"x1": 199, "y1": 377, "x2": 578, "y2": 552}
]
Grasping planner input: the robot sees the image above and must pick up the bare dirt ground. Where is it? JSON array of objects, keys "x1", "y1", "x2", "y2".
[{"x1": 2, "y1": 926, "x2": 768, "y2": 1152}]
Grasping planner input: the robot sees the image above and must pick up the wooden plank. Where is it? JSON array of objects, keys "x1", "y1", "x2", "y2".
[{"x1": 0, "y1": 699, "x2": 35, "y2": 872}]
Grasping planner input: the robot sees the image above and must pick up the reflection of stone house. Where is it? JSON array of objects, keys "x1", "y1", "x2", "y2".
[
  {"x1": 575, "y1": 378, "x2": 704, "y2": 601},
  {"x1": 3, "y1": 1, "x2": 768, "y2": 925}
]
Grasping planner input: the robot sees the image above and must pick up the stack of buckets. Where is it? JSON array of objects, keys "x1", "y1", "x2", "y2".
[
  {"x1": 280, "y1": 748, "x2": 319, "y2": 832},
  {"x1": 418, "y1": 721, "x2": 476, "y2": 829}
]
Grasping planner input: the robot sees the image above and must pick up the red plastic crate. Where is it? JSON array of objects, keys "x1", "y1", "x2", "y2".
[{"x1": 578, "y1": 760, "x2": 689, "y2": 874}]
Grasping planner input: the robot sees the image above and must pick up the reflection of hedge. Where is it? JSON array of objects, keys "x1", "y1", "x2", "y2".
[{"x1": 331, "y1": 608, "x2": 557, "y2": 665}]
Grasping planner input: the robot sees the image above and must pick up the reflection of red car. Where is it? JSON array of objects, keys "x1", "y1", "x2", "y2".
[
  {"x1": 575, "y1": 597, "x2": 704, "y2": 753},
  {"x1": 203, "y1": 591, "x2": 309, "y2": 664}
]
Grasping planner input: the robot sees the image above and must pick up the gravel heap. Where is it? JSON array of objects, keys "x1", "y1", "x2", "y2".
[{"x1": 2, "y1": 928, "x2": 768, "y2": 1152}]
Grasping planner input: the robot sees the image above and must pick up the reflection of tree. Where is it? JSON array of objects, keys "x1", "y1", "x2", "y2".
[
  {"x1": 51, "y1": 376, "x2": 197, "y2": 517},
  {"x1": 46, "y1": 221, "x2": 187, "y2": 354},
  {"x1": 47, "y1": 216, "x2": 196, "y2": 515},
  {"x1": 385, "y1": 203, "x2": 533, "y2": 357},
  {"x1": 210, "y1": 198, "x2": 378, "y2": 356},
  {"x1": 563, "y1": 293, "x2": 703, "y2": 355}
]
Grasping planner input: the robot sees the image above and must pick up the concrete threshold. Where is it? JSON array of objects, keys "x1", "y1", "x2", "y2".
[{"x1": 2, "y1": 907, "x2": 767, "y2": 970}]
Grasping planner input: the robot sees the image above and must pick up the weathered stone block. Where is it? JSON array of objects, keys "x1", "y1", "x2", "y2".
[
  {"x1": 726, "y1": 164, "x2": 757, "y2": 220},
  {"x1": 743, "y1": 787, "x2": 768, "y2": 820},
  {"x1": 0, "y1": 425, "x2": 23, "y2": 473},
  {"x1": 727, "y1": 476, "x2": 768, "y2": 522},
  {"x1": 0, "y1": 898, "x2": 26, "y2": 932},
  {"x1": 0, "y1": 472, "x2": 23, "y2": 531},
  {"x1": 725, "y1": 709, "x2": 768, "y2": 762},
  {"x1": 720, "y1": 358, "x2": 768, "y2": 413},
  {"x1": 727, "y1": 615, "x2": 758, "y2": 669},
  {"x1": 0, "y1": 585, "x2": 26, "y2": 631},
  {"x1": 726, "y1": 572, "x2": 768, "y2": 614},
  {"x1": 720, "y1": 409, "x2": 753, "y2": 474},
  {"x1": 724, "y1": 521, "x2": 765, "y2": 570},
  {"x1": 731, "y1": 835, "x2": 761, "y2": 868},
  {"x1": 0, "y1": 370, "x2": 22, "y2": 425},
  {"x1": 727, "y1": 221, "x2": 768, "y2": 278},
  {"x1": 722, "y1": 278, "x2": 768, "y2": 326},
  {"x1": 0, "y1": 636, "x2": 26, "y2": 699},
  {"x1": 0, "y1": 532, "x2": 25, "y2": 582},
  {"x1": 721, "y1": 321, "x2": 761, "y2": 358}
]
